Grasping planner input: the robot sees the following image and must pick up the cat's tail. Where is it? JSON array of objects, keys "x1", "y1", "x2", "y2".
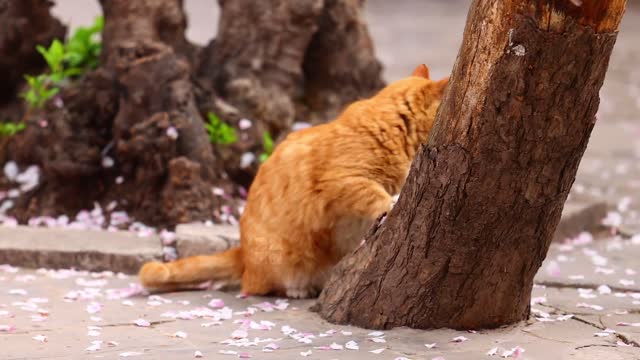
[{"x1": 138, "y1": 247, "x2": 244, "y2": 292}]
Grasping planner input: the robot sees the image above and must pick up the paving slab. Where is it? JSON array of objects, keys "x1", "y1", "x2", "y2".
[
  {"x1": 0, "y1": 226, "x2": 162, "y2": 274},
  {"x1": 1, "y1": 266, "x2": 639, "y2": 360},
  {"x1": 536, "y1": 236, "x2": 640, "y2": 293}
]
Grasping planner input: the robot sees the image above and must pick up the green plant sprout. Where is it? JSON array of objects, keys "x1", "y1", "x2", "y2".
[
  {"x1": 259, "y1": 131, "x2": 274, "y2": 163},
  {"x1": 22, "y1": 16, "x2": 103, "y2": 109},
  {"x1": 23, "y1": 74, "x2": 59, "y2": 109},
  {"x1": 205, "y1": 112, "x2": 238, "y2": 145},
  {"x1": 64, "y1": 15, "x2": 103, "y2": 70},
  {"x1": 0, "y1": 122, "x2": 26, "y2": 137}
]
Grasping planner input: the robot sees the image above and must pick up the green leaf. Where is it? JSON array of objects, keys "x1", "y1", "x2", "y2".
[
  {"x1": 49, "y1": 72, "x2": 66, "y2": 84},
  {"x1": 43, "y1": 87, "x2": 60, "y2": 99},
  {"x1": 205, "y1": 112, "x2": 238, "y2": 145},
  {"x1": 63, "y1": 67, "x2": 84, "y2": 77},
  {"x1": 37, "y1": 39, "x2": 65, "y2": 73},
  {"x1": 91, "y1": 16, "x2": 104, "y2": 32},
  {"x1": 262, "y1": 131, "x2": 274, "y2": 154},
  {"x1": 0, "y1": 121, "x2": 27, "y2": 137}
]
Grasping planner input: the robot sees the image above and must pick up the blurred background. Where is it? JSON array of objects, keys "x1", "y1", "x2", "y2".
[
  {"x1": 4, "y1": 0, "x2": 637, "y2": 231},
  {"x1": 35, "y1": 0, "x2": 639, "y2": 270}
]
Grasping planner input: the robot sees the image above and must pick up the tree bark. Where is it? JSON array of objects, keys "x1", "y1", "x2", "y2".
[
  {"x1": 10, "y1": 0, "x2": 228, "y2": 226},
  {"x1": 0, "y1": 0, "x2": 66, "y2": 105},
  {"x1": 318, "y1": 0, "x2": 627, "y2": 330},
  {"x1": 301, "y1": 0, "x2": 384, "y2": 124},
  {"x1": 196, "y1": 0, "x2": 384, "y2": 187}
]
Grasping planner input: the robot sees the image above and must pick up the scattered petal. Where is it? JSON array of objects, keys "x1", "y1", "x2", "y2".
[
  {"x1": 166, "y1": 126, "x2": 179, "y2": 140},
  {"x1": 238, "y1": 119, "x2": 252, "y2": 130},
  {"x1": 501, "y1": 346, "x2": 525, "y2": 358},
  {"x1": 345, "y1": 340, "x2": 359, "y2": 350},
  {"x1": 172, "y1": 331, "x2": 187, "y2": 339},
  {"x1": 32, "y1": 334, "x2": 47, "y2": 342},
  {"x1": 194, "y1": 350, "x2": 204, "y2": 358},
  {"x1": 232, "y1": 329, "x2": 248, "y2": 339},
  {"x1": 119, "y1": 352, "x2": 143, "y2": 357},
  {"x1": 452, "y1": 336, "x2": 468, "y2": 343},
  {"x1": 576, "y1": 302, "x2": 603, "y2": 311},
  {"x1": 86, "y1": 342, "x2": 102, "y2": 352},
  {"x1": 263, "y1": 343, "x2": 279, "y2": 352},
  {"x1": 619, "y1": 279, "x2": 635, "y2": 286},
  {"x1": 208, "y1": 298, "x2": 225, "y2": 309},
  {"x1": 0, "y1": 325, "x2": 15, "y2": 332},
  {"x1": 369, "y1": 348, "x2": 385, "y2": 354},
  {"x1": 133, "y1": 318, "x2": 151, "y2": 327},
  {"x1": 597, "y1": 285, "x2": 612, "y2": 295}
]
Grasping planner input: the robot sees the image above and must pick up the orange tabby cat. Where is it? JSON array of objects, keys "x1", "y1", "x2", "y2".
[{"x1": 139, "y1": 64, "x2": 448, "y2": 298}]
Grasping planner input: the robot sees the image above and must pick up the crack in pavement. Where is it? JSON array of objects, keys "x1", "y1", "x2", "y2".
[
  {"x1": 535, "y1": 280, "x2": 640, "y2": 294},
  {"x1": 539, "y1": 303, "x2": 640, "y2": 348}
]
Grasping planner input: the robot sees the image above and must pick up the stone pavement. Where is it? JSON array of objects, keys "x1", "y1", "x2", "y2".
[{"x1": 1, "y1": 234, "x2": 640, "y2": 360}]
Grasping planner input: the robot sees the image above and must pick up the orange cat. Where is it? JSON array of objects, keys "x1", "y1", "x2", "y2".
[{"x1": 139, "y1": 64, "x2": 449, "y2": 298}]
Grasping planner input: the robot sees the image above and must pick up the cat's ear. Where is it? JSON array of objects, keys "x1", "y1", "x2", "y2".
[
  {"x1": 412, "y1": 64, "x2": 430, "y2": 79},
  {"x1": 435, "y1": 76, "x2": 449, "y2": 94}
]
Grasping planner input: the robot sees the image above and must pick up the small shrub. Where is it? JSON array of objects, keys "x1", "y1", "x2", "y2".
[
  {"x1": 205, "y1": 112, "x2": 237, "y2": 145},
  {"x1": 23, "y1": 74, "x2": 59, "y2": 109},
  {"x1": 23, "y1": 16, "x2": 103, "y2": 109}
]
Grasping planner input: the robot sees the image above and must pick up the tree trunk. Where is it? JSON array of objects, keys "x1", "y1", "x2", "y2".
[
  {"x1": 318, "y1": 0, "x2": 627, "y2": 330},
  {"x1": 301, "y1": 0, "x2": 384, "y2": 124},
  {"x1": 2, "y1": 0, "x2": 384, "y2": 228},
  {"x1": 10, "y1": 0, "x2": 228, "y2": 226},
  {"x1": 196, "y1": 0, "x2": 383, "y2": 188}
]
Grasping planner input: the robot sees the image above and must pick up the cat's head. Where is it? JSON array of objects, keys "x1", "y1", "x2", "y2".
[
  {"x1": 410, "y1": 64, "x2": 449, "y2": 98},
  {"x1": 402, "y1": 64, "x2": 449, "y2": 143}
]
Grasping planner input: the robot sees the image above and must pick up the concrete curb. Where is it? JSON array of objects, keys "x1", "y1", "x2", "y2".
[
  {"x1": 0, "y1": 226, "x2": 162, "y2": 274},
  {"x1": 0, "y1": 200, "x2": 607, "y2": 273},
  {"x1": 175, "y1": 223, "x2": 240, "y2": 258}
]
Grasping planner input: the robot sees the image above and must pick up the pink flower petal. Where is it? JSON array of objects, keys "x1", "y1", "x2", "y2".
[
  {"x1": 133, "y1": 318, "x2": 151, "y2": 327},
  {"x1": 32, "y1": 334, "x2": 47, "y2": 342}
]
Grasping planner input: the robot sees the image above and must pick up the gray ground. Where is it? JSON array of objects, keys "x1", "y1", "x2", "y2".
[{"x1": 1, "y1": 1, "x2": 639, "y2": 359}]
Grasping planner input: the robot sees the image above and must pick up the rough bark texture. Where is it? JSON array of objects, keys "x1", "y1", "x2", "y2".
[
  {"x1": 0, "y1": 0, "x2": 66, "y2": 105},
  {"x1": 1, "y1": 0, "x2": 384, "y2": 227},
  {"x1": 318, "y1": 0, "x2": 626, "y2": 330},
  {"x1": 197, "y1": 0, "x2": 384, "y2": 187},
  {"x1": 301, "y1": 0, "x2": 384, "y2": 123},
  {"x1": 9, "y1": 0, "x2": 230, "y2": 226}
]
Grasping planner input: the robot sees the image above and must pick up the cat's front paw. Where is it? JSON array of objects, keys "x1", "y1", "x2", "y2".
[{"x1": 285, "y1": 286, "x2": 320, "y2": 299}]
